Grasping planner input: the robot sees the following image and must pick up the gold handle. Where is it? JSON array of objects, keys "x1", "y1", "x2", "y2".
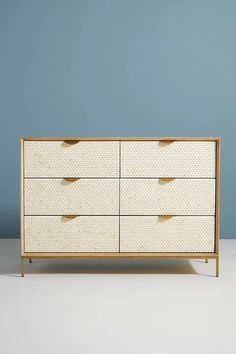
[
  {"x1": 63, "y1": 178, "x2": 80, "y2": 182},
  {"x1": 159, "y1": 215, "x2": 174, "y2": 220},
  {"x1": 63, "y1": 140, "x2": 80, "y2": 145},
  {"x1": 159, "y1": 178, "x2": 175, "y2": 183},
  {"x1": 63, "y1": 215, "x2": 78, "y2": 219},
  {"x1": 159, "y1": 140, "x2": 175, "y2": 144}
]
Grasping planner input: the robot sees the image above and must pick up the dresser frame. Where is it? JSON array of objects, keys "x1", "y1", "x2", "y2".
[{"x1": 20, "y1": 137, "x2": 220, "y2": 277}]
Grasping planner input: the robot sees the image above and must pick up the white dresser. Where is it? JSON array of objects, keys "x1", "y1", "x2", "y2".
[{"x1": 20, "y1": 137, "x2": 220, "y2": 276}]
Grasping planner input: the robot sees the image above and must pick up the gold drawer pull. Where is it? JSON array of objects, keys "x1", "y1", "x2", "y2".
[
  {"x1": 63, "y1": 140, "x2": 80, "y2": 145},
  {"x1": 159, "y1": 178, "x2": 175, "y2": 183},
  {"x1": 159, "y1": 215, "x2": 174, "y2": 220},
  {"x1": 63, "y1": 178, "x2": 80, "y2": 182},
  {"x1": 161, "y1": 140, "x2": 175, "y2": 144},
  {"x1": 63, "y1": 215, "x2": 78, "y2": 219}
]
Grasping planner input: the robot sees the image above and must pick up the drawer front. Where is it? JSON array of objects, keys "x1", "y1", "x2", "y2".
[
  {"x1": 25, "y1": 216, "x2": 119, "y2": 252},
  {"x1": 24, "y1": 141, "x2": 119, "y2": 177},
  {"x1": 120, "y1": 179, "x2": 215, "y2": 215},
  {"x1": 120, "y1": 216, "x2": 215, "y2": 252},
  {"x1": 24, "y1": 179, "x2": 119, "y2": 215},
  {"x1": 121, "y1": 141, "x2": 216, "y2": 177}
]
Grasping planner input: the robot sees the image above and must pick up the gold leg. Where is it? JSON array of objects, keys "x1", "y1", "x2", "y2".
[
  {"x1": 20, "y1": 257, "x2": 24, "y2": 277},
  {"x1": 29, "y1": 258, "x2": 32, "y2": 264},
  {"x1": 216, "y1": 257, "x2": 219, "y2": 277},
  {"x1": 205, "y1": 259, "x2": 208, "y2": 263}
]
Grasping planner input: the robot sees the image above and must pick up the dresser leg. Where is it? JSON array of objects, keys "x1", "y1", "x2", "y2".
[
  {"x1": 216, "y1": 257, "x2": 219, "y2": 277},
  {"x1": 29, "y1": 258, "x2": 32, "y2": 264},
  {"x1": 20, "y1": 258, "x2": 24, "y2": 277},
  {"x1": 205, "y1": 259, "x2": 208, "y2": 263}
]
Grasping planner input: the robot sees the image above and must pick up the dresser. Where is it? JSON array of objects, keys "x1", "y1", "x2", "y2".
[{"x1": 20, "y1": 137, "x2": 220, "y2": 276}]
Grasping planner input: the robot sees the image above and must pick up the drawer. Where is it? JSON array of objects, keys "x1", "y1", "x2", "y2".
[
  {"x1": 120, "y1": 216, "x2": 215, "y2": 252},
  {"x1": 24, "y1": 179, "x2": 119, "y2": 215},
  {"x1": 24, "y1": 216, "x2": 119, "y2": 252},
  {"x1": 121, "y1": 141, "x2": 216, "y2": 177},
  {"x1": 24, "y1": 141, "x2": 119, "y2": 177},
  {"x1": 120, "y1": 179, "x2": 215, "y2": 215}
]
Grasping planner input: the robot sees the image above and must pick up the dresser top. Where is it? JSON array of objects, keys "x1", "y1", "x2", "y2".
[{"x1": 21, "y1": 136, "x2": 221, "y2": 142}]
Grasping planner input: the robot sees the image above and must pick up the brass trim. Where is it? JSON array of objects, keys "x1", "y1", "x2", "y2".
[
  {"x1": 22, "y1": 137, "x2": 221, "y2": 141},
  {"x1": 21, "y1": 253, "x2": 218, "y2": 259}
]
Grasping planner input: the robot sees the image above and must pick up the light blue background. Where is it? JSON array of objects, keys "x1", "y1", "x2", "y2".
[{"x1": 0, "y1": 0, "x2": 235, "y2": 238}]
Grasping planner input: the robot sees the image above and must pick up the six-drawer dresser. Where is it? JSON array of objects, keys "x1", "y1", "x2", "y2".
[{"x1": 20, "y1": 137, "x2": 220, "y2": 276}]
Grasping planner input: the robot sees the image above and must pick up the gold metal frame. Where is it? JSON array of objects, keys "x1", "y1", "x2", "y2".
[{"x1": 20, "y1": 137, "x2": 221, "y2": 277}]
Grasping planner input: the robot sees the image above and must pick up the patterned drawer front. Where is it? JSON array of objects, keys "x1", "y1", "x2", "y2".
[
  {"x1": 25, "y1": 216, "x2": 119, "y2": 252},
  {"x1": 24, "y1": 179, "x2": 119, "y2": 215},
  {"x1": 121, "y1": 141, "x2": 215, "y2": 177},
  {"x1": 120, "y1": 179, "x2": 215, "y2": 215},
  {"x1": 24, "y1": 141, "x2": 119, "y2": 177},
  {"x1": 120, "y1": 216, "x2": 215, "y2": 252}
]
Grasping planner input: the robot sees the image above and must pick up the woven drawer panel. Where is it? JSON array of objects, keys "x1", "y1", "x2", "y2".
[
  {"x1": 25, "y1": 216, "x2": 119, "y2": 252},
  {"x1": 121, "y1": 141, "x2": 215, "y2": 177},
  {"x1": 24, "y1": 179, "x2": 119, "y2": 215},
  {"x1": 120, "y1": 216, "x2": 215, "y2": 252},
  {"x1": 24, "y1": 141, "x2": 119, "y2": 177},
  {"x1": 120, "y1": 179, "x2": 215, "y2": 215}
]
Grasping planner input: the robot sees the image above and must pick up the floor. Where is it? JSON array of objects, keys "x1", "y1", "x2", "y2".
[{"x1": 0, "y1": 240, "x2": 235, "y2": 354}]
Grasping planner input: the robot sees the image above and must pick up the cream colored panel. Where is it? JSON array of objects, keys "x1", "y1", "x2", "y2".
[
  {"x1": 24, "y1": 141, "x2": 119, "y2": 177},
  {"x1": 121, "y1": 141, "x2": 215, "y2": 177},
  {"x1": 24, "y1": 179, "x2": 119, "y2": 215},
  {"x1": 25, "y1": 216, "x2": 119, "y2": 252},
  {"x1": 120, "y1": 216, "x2": 215, "y2": 252},
  {"x1": 120, "y1": 179, "x2": 215, "y2": 215}
]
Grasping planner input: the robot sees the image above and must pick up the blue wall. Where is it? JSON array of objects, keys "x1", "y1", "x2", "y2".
[{"x1": 0, "y1": 0, "x2": 235, "y2": 238}]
